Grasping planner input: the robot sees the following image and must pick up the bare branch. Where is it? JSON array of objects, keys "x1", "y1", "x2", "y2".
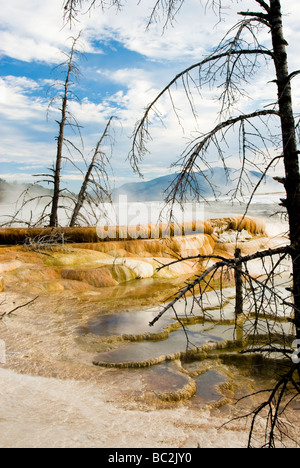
[
  {"x1": 63, "y1": 0, "x2": 123, "y2": 26},
  {"x1": 0, "y1": 296, "x2": 39, "y2": 321},
  {"x1": 48, "y1": 32, "x2": 84, "y2": 227},
  {"x1": 130, "y1": 46, "x2": 273, "y2": 174},
  {"x1": 235, "y1": 154, "x2": 284, "y2": 233},
  {"x1": 238, "y1": 11, "x2": 269, "y2": 20},
  {"x1": 254, "y1": 0, "x2": 270, "y2": 13},
  {"x1": 150, "y1": 245, "x2": 291, "y2": 327},
  {"x1": 69, "y1": 116, "x2": 114, "y2": 227},
  {"x1": 163, "y1": 110, "x2": 279, "y2": 206}
]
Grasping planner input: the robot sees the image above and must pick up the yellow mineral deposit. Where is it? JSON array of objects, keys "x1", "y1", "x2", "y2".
[
  {"x1": 0, "y1": 260, "x2": 23, "y2": 274},
  {"x1": 0, "y1": 216, "x2": 287, "y2": 293}
]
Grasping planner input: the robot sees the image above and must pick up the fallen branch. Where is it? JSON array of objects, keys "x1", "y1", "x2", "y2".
[{"x1": 0, "y1": 296, "x2": 39, "y2": 321}]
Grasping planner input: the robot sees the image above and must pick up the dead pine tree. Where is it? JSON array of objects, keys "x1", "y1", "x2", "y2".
[
  {"x1": 139, "y1": 1, "x2": 300, "y2": 446},
  {"x1": 63, "y1": 0, "x2": 300, "y2": 446},
  {"x1": 130, "y1": 0, "x2": 300, "y2": 446},
  {"x1": 47, "y1": 32, "x2": 83, "y2": 227},
  {"x1": 69, "y1": 116, "x2": 114, "y2": 227},
  {"x1": 121, "y1": 1, "x2": 300, "y2": 343}
]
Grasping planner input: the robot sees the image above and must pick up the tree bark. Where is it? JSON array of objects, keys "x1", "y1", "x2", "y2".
[
  {"x1": 49, "y1": 39, "x2": 76, "y2": 227},
  {"x1": 269, "y1": 0, "x2": 300, "y2": 339},
  {"x1": 234, "y1": 248, "x2": 243, "y2": 317},
  {"x1": 49, "y1": 119, "x2": 65, "y2": 227}
]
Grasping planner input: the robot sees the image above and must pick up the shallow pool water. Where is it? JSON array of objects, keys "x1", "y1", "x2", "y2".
[
  {"x1": 193, "y1": 370, "x2": 227, "y2": 403},
  {"x1": 93, "y1": 323, "x2": 226, "y2": 366},
  {"x1": 77, "y1": 308, "x2": 172, "y2": 337}
]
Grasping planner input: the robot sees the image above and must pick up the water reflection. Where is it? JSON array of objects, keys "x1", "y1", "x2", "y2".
[
  {"x1": 77, "y1": 309, "x2": 172, "y2": 337},
  {"x1": 194, "y1": 370, "x2": 227, "y2": 403},
  {"x1": 93, "y1": 325, "x2": 225, "y2": 367},
  {"x1": 79, "y1": 276, "x2": 193, "y2": 311}
]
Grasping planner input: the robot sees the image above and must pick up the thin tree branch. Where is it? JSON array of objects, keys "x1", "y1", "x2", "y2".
[
  {"x1": 130, "y1": 48, "x2": 274, "y2": 173},
  {"x1": 255, "y1": 0, "x2": 270, "y2": 13},
  {"x1": 0, "y1": 296, "x2": 39, "y2": 320},
  {"x1": 150, "y1": 245, "x2": 291, "y2": 327}
]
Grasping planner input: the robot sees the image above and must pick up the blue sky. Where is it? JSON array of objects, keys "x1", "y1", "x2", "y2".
[{"x1": 1, "y1": 0, "x2": 300, "y2": 193}]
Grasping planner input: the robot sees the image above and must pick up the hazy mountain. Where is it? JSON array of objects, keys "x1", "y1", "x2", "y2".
[
  {"x1": 112, "y1": 167, "x2": 278, "y2": 202},
  {"x1": 0, "y1": 179, "x2": 52, "y2": 204}
]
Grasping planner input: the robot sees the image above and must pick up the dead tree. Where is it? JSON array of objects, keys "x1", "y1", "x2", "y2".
[
  {"x1": 46, "y1": 33, "x2": 115, "y2": 228},
  {"x1": 69, "y1": 117, "x2": 114, "y2": 227},
  {"x1": 140, "y1": 1, "x2": 300, "y2": 446},
  {"x1": 113, "y1": 0, "x2": 300, "y2": 338},
  {"x1": 1, "y1": 34, "x2": 84, "y2": 228},
  {"x1": 0, "y1": 27, "x2": 116, "y2": 229},
  {"x1": 142, "y1": 1, "x2": 299, "y2": 446},
  {"x1": 150, "y1": 245, "x2": 292, "y2": 325},
  {"x1": 48, "y1": 32, "x2": 83, "y2": 227},
  {"x1": 62, "y1": 0, "x2": 300, "y2": 446},
  {"x1": 128, "y1": 3, "x2": 300, "y2": 336}
]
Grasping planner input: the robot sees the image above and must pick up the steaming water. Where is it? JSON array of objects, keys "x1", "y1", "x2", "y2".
[{"x1": 0, "y1": 189, "x2": 284, "y2": 227}]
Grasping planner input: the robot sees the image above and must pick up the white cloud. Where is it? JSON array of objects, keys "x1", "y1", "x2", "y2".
[
  {"x1": 82, "y1": 0, "x2": 224, "y2": 62},
  {"x1": 0, "y1": 130, "x2": 55, "y2": 165},
  {"x1": 68, "y1": 98, "x2": 111, "y2": 124},
  {"x1": 0, "y1": 173, "x2": 37, "y2": 182},
  {"x1": 0, "y1": 0, "x2": 95, "y2": 63},
  {"x1": 0, "y1": 0, "x2": 65, "y2": 62},
  {"x1": 0, "y1": 77, "x2": 56, "y2": 164},
  {"x1": 1, "y1": 0, "x2": 300, "y2": 188},
  {"x1": 0, "y1": 31, "x2": 61, "y2": 63},
  {"x1": 0, "y1": 77, "x2": 49, "y2": 125},
  {"x1": 1, "y1": 0, "x2": 300, "y2": 66},
  {"x1": 0, "y1": 0, "x2": 234, "y2": 67}
]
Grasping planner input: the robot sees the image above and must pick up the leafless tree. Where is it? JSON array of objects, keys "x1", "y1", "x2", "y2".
[
  {"x1": 142, "y1": 0, "x2": 300, "y2": 447},
  {"x1": 63, "y1": 0, "x2": 300, "y2": 446},
  {"x1": 0, "y1": 33, "x2": 83, "y2": 228},
  {"x1": 45, "y1": 32, "x2": 115, "y2": 228},
  {"x1": 69, "y1": 116, "x2": 114, "y2": 227},
  {"x1": 2, "y1": 33, "x2": 114, "y2": 229},
  {"x1": 64, "y1": 0, "x2": 123, "y2": 24},
  {"x1": 47, "y1": 32, "x2": 83, "y2": 227}
]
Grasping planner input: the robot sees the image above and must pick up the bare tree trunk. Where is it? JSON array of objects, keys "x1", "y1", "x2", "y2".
[
  {"x1": 69, "y1": 117, "x2": 113, "y2": 227},
  {"x1": 269, "y1": 0, "x2": 300, "y2": 340},
  {"x1": 234, "y1": 248, "x2": 243, "y2": 317},
  {"x1": 49, "y1": 112, "x2": 67, "y2": 227},
  {"x1": 69, "y1": 168, "x2": 89, "y2": 227},
  {"x1": 234, "y1": 247, "x2": 245, "y2": 342},
  {"x1": 49, "y1": 36, "x2": 78, "y2": 227}
]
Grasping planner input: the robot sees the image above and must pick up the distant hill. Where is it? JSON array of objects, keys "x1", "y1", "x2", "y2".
[
  {"x1": 0, "y1": 179, "x2": 52, "y2": 204},
  {"x1": 112, "y1": 167, "x2": 278, "y2": 202}
]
